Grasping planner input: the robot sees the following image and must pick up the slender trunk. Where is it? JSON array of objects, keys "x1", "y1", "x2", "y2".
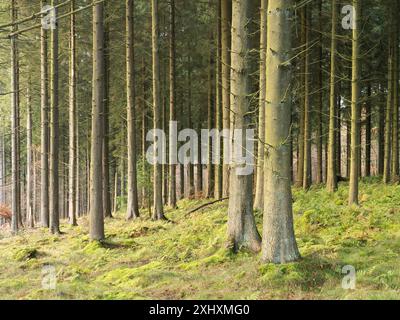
[
  {"x1": 221, "y1": 0, "x2": 231, "y2": 198},
  {"x1": 103, "y1": 10, "x2": 112, "y2": 219},
  {"x1": 205, "y1": 31, "x2": 215, "y2": 199},
  {"x1": 90, "y1": 2, "x2": 105, "y2": 240},
  {"x1": 365, "y1": 83, "x2": 372, "y2": 176},
  {"x1": 126, "y1": 0, "x2": 140, "y2": 220},
  {"x1": 49, "y1": 0, "x2": 60, "y2": 234},
  {"x1": 168, "y1": 0, "x2": 177, "y2": 207},
  {"x1": 214, "y1": 0, "x2": 223, "y2": 200},
  {"x1": 391, "y1": 9, "x2": 399, "y2": 180},
  {"x1": 40, "y1": 0, "x2": 50, "y2": 227},
  {"x1": 10, "y1": 0, "x2": 20, "y2": 234},
  {"x1": 151, "y1": 0, "x2": 165, "y2": 220},
  {"x1": 68, "y1": 0, "x2": 77, "y2": 226},
  {"x1": 348, "y1": 0, "x2": 361, "y2": 205},
  {"x1": 254, "y1": 0, "x2": 267, "y2": 210},
  {"x1": 303, "y1": 5, "x2": 311, "y2": 190},
  {"x1": 326, "y1": 0, "x2": 338, "y2": 192},
  {"x1": 383, "y1": 20, "x2": 393, "y2": 184},
  {"x1": 262, "y1": 0, "x2": 300, "y2": 263},
  {"x1": 26, "y1": 85, "x2": 34, "y2": 228},
  {"x1": 316, "y1": 0, "x2": 323, "y2": 184}
]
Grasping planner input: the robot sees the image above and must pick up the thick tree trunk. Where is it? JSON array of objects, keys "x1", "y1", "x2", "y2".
[
  {"x1": 227, "y1": 0, "x2": 261, "y2": 253},
  {"x1": 348, "y1": 0, "x2": 361, "y2": 205},
  {"x1": 40, "y1": 0, "x2": 50, "y2": 228},
  {"x1": 90, "y1": 2, "x2": 105, "y2": 240},
  {"x1": 254, "y1": 0, "x2": 267, "y2": 210},
  {"x1": 262, "y1": 0, "x2": 300, "y2": 264},
  {"x1": 151, "y1": 0, "x2": 165, "y2": 220},
  {"x1": 126, "y1": 0, "x2": 140, "y2": 220}
]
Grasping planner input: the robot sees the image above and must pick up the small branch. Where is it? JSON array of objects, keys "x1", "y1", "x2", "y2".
[{"x1": 186, "y1": 197, "x2": 229, "y2": 216}]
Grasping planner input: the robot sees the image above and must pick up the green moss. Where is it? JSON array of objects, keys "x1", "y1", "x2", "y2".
[
  {"x1": 13, "y1": 247, "x2": 38, "y2": 261},
  {"x1": 1, "y1": 181, "x2": 400, "y2": 299}
]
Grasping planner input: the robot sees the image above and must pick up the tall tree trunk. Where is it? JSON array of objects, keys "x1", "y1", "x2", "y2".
[
  {"x1": 315, "y1": 0, "x2": 323, "y2": 184},
  {"x1": 228, "y1": 0, "x2": 261, "y2": 253},
  {"x1": 214, "y1": 0, "x2": 223, "y2": 200},
  {"x1": 391, "y1": 8, "x2": 399, "y2": 180},
  {"x1": 254, "y1": 0, "x2": 267, "y2": 210},
  {"x1": 68, "y1": 0, "x2": 77, "y2": 226},
  {"x1": 383, "y1": 17, "x2": 393, "y2": 184},
  {"x1": 365, "y1": 83, "x2": 372, "y2": 176},
  {"x1": 296, "y1": 7, "x2": 305, "y2": 188},
  {"x1": 326, "y1": 0, "x2": 338, "y2": 192},
  {"x1": 378, "y1": 86, "x2": 385, "y2": 175},
  {"x1": 103, "y1": 7, "x2": 112, "y2": 219},
  {"x1": 40, "y1": 0, "x2": 50, "y2": 228},
  {"x1": 262, "y1": 0, "x2": 300, "y2": 264},
  {"x1": 49, "y1": 0, "x2": 60, "y2": 234},
  {"x1": 221, "y1": 0, "x2": 231, "y2": 198},
  {"x1": 205, "y1": 31, "x2": 215, "y2": 199},
  {"x1": 151, "y1": 0, "x2": 165, "y2": 220},
  {"x1": 90, "y1": 2, "x2": 105, "y2": 240},
  {"x1": 303, "y1": 5, "x2": 311, "y2": 190},
  {"x1": 126, "y1": 0, "x2": 140, "y2": 220},
  {"x1": 348, "y1": 0, "x2": 361, "y2": 205},
  {"x1": 168, "y1": 0, "x2": 177, "y2": 207},
  {"x1": 10, "y1": 0, "x2": 20, "y2": 234},
  {"x1": 26, "y1": 85, "x2": 34, "y2": 228}
]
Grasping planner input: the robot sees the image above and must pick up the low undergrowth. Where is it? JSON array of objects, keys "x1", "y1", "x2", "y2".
[{"x1": 0, "y1": 178, "x2": 399, "y2": 299}]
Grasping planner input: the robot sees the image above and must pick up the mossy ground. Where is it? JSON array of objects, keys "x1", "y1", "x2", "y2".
[{"x1": 1, "y1": 178, "x2": 400, "y2": 300}]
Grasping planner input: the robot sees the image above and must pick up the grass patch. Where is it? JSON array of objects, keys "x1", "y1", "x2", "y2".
[{"x1": 1, "y1": 179, "x2": 400, "y2": 299}]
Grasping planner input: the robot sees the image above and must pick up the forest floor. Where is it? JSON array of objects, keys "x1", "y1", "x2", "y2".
[{"x1": 1, "y1": 177, "x2": 400, "y2": 300}]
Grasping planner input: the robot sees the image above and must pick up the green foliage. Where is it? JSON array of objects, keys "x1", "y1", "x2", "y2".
[
  {"x1": 2, "y1": 181, "x2": 400, "y2": 299},
  {"x1": 13, "y1": 247, "x2": 38, "y2": 262}
]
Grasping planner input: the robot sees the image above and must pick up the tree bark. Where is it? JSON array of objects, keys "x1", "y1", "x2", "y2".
[
  {"x1": 40, "y1": 0, "x2": 50, "y2": 228},
  {"x1": 49, "y1": 0, "x2": 60, "y2": 234},
  {"x1": 303, "y1": 5, "x2": 311, "y2": 190},
  {"x1": 68, "y1": 0, "x2": 77, "y2": 226},
  {"x1": 90, "y1": 2, "x2": 105, "y2": 240},
  {"x1": 326, "y1": 0, "x2": 338, "y2": 192},
  {"x1": 315, "y1": 0, "x2": 323, "y2": 184},
  {"x1": 214, "y1": 0, "x2": 223, "y2": 200},
  {"x1": 348, "y1": 0, "x2": 361, "y2": 205},
  {"x1": 10, "y1": 0, "x2": 20, "y2": 234},
  {"x1": 151, "y1": 0, "x2": 165, "y2": 220},
  {"x1": 254, "y1": 0, "x2": 267, "y2": 210},
  {"x1": 227, "y1": 0, "x2": 261, "y2": 253},
  {"x1": 262, "y1": 0, "x2": 300, "y2": 264},
  {"x1": 221, "y1": 0, "x2": 231, "y2": 198},
  {"x1": 26, "y1": 84, "x2": 34, "y2": 228},
  {"x1": 126, "y1": 0, "x2": 140, "y2": 220}
]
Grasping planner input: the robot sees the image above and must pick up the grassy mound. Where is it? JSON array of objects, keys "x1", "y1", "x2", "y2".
[{"x1": 1, "y1": 178, "x2": 400, "y2": 300}]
